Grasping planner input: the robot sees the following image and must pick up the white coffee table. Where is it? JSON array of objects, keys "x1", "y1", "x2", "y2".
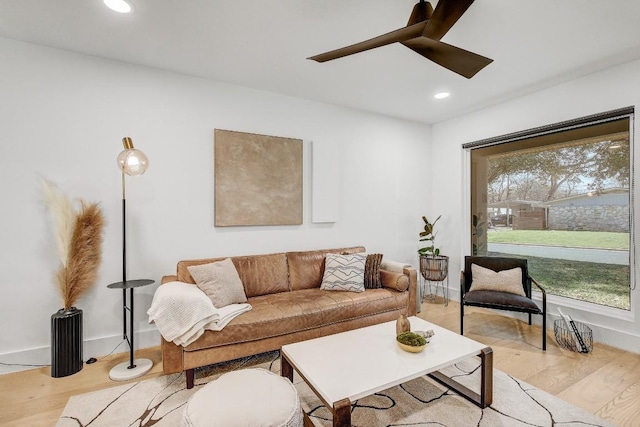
[{"x1": 281, "y1": 317, "x2": 492, "y2": 427}]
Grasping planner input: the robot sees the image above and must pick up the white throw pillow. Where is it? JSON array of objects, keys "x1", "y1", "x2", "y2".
[
  {"x1": 187, "y1": 258, "x2": 248, "y2": 308},
  {"x1": 469, "y1": 263, "x2": 526, "y2": 296},
  {"x1": 320, "y1": 253, "x2": 366, "y2": 293}
]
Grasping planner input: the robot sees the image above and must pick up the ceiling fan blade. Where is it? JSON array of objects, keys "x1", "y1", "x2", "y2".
[
  {"x1": 308, "y1": 22, "x2": 427, "y2": 63},
  {"x1": 422, "y1": 0, "x2": 475, "y2": 40},
  {"x1": 402, "y1": 36, "x2": 492, "y2": 78}
]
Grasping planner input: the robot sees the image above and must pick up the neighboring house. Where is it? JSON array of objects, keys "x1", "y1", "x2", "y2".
[
  {"x1": 542, "y1": 188, "x2": 629, "y2": 232},
  {"x1": 488, "y1": 200, "x2": 546, "y2": 230}
]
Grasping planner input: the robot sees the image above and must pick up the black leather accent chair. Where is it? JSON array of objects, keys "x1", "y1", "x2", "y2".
[{"x1": 461, "y1": 256, "x2": 546, "y2": 350}]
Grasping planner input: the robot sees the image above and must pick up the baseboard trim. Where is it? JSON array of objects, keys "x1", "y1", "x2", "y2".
[{"x1": 0, "y1": 328, "x2": 160, "y2": 375}]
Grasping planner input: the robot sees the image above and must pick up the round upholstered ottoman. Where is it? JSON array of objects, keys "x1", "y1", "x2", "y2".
[{"x1": 182, "y1": 368, "x2": 303, "y2": 427}]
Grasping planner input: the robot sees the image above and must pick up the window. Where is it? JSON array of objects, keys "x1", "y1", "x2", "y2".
[{"x1": 466, "y1": 108, "x2": 633, "y2": 310}]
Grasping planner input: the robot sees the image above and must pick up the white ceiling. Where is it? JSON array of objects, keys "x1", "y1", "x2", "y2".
[{"x1": 2, "y1": 0, "x2": 640, "y2": 124}]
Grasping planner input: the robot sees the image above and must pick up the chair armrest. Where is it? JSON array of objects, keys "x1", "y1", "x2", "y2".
[
  {"x1": 460, "y1": 271, "x2": 466, "y2": 296},
  {"x1": 531, "y1": 277, "x2": 546, "y2": 295},
  {"x1": 380, "y1": 267, "x2": 417, "y2": 316}
]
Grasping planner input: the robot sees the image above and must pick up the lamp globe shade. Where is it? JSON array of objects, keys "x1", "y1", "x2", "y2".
[
  {"x1": 117, "y1": 149, "x2": 148, "y2": 176},
  {"x1": 117, "y1": 137, "x2": 148, "y2": 176}
]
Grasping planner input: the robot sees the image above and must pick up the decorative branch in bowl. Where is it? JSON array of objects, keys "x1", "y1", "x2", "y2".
[{"x1": 43, "y1": 180, "x2": 105, "y2": 309}]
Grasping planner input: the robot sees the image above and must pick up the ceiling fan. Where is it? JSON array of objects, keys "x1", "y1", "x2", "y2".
[{"x1": 308, "y1": 0, "x2": 493, "y2": 79}]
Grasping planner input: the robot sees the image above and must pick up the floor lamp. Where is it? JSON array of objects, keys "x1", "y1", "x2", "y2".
[{"x1": 108, "y1": 137, "x2": 155, "y2": 381}]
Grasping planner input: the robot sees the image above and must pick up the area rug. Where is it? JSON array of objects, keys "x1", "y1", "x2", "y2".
[{"x1": 57, "y1": 351, "x2": 613, "y2": 427}]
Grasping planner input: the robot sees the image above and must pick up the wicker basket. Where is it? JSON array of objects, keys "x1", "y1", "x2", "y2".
[
  {"x1": 553, "y1": 319, "x2": 593, "y2": 353},
  {"x1": 419, "y1": 255, "x2": 449, "y2": 281}
]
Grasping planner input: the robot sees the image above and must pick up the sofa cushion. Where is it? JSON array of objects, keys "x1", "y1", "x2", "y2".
[
  {"x1": 177, "y1": 253, "x2": 289, "y2": 298},
  {"x1": 184, "y1": 287, "x2": 408, "y2": 351},
  {"x1": 232, "y1": 253, "x2": 290, "y2": 297},
  {"x1": 464, "y1": 289, "x2": 541, "y2": 313},
  {"x1": 187, "y1": 258, "x2": 247, "y2": 308},
  {"x1": 287, "y1": 246, "x2": 365, "y2": 291}
]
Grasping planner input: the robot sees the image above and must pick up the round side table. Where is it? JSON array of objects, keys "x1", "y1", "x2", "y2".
[{"x1": 107, "y1": 279, "x2": 155, "y2": 381}]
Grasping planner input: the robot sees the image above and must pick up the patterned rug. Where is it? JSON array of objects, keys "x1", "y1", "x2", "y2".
[{"x1": 56, "y1": 351, "x2": 613, "y2": 427}]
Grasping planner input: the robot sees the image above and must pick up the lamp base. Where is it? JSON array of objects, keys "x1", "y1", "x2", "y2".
[{"x1": 109, "y1": 358, "x2": 153, "y2": 381}]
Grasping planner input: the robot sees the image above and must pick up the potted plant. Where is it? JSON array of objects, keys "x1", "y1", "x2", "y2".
[{"x1": 418, "y1": 215, "x2": 448, "y2": 281}]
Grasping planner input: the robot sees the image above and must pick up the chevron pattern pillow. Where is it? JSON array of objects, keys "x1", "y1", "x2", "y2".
[{"x1": 320, "y1": 253, "x2": 366, "y2": 293}]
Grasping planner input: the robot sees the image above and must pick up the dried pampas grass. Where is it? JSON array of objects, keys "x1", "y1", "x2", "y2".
[
  {"x1": 42, "y1": 180, "x2": 75, "y2": 267},
  {"x1": 43, "y1": 181, "x2": 105, "y2": 310}
]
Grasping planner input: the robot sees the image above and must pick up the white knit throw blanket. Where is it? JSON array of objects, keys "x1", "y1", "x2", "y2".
[{"x1": 147, "y1": 281, "x2": 251, "y2": 346}]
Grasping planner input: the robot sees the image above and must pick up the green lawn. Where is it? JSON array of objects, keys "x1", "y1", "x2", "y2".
[
  {"x1": 529, "y1": 257, "x2": 630, "y2": 310},
  {"x1": 483, "y1": 230, "x2": 631, "y2": 309},
  {"x1": 489, "y1": 252, "x2": 630, "y2": 310},
  {"x1": 487, "y1": 229, "x2": 629, "y2": 250}
]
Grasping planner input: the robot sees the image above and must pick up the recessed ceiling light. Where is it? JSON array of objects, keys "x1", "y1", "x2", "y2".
[
  {"x1": 104, "y1": 0, "x2": 132, "y2": 13},
  {"x1": 434, "y1": 92, "x2": 450, "y2": 99}
]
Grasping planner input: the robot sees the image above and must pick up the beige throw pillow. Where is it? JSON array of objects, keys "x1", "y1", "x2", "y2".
[
  {"x1": 187, "y1": 258, "x2": 247, "y2": 308},
  {"x1": 469, "y1": 263, "x2": 526, "y2": 296}
]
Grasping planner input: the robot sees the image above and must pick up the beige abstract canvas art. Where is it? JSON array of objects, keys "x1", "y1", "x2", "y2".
[{"x1": 214, "y1": 129, "x2": 303, "y2": 226}]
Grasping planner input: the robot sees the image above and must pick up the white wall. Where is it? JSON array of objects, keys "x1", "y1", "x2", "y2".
[
  {"x1": 432, "y1": 58, "x2": 640, "y2": 353},
  {"x1": 0, "y1": 37, "x2": 432, "y2": 373}
]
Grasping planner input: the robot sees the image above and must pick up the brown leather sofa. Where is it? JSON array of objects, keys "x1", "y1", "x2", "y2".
[{"x1": 160, "y1": 246, "x2": 418, "y2": 388}]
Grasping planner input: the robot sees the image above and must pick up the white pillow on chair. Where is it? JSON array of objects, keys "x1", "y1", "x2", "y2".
[{"x1": 469, "y1": 263, "x2": 526, "y2": 296}]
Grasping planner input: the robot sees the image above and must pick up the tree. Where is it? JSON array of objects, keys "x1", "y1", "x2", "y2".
[
  {"x1": 487, "y1": 134, "x2": 629, "y2": 202},
  {"x1": 591, "y1": 137, "x2": 630, "y2": 189}
]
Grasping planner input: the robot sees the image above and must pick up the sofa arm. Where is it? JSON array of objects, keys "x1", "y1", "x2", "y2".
[
  {"x1": 161, "y1": 336, "x2": 183, "y2": 375},
  {"x1": 158, "y1": 275, "x2": 184, "y2": 374},
  {"x1": 379, "y1": 266, "x2": 418, "y2": 317},
  {"x1": 161, "y1": 275, "x2": 178, "y2": 284},
  {"x1": 404, "y1": 267, "x2": 418, "y2": 316}
]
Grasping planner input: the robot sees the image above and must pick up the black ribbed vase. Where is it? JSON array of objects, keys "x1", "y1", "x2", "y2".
[{"x1": 51, "y1": 307, "x2": 83, "y2": 378}]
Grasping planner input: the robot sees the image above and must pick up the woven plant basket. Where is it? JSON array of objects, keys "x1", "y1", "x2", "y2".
[{"x1": 419, "y1": 255, "x2": 449, "y2": 281}]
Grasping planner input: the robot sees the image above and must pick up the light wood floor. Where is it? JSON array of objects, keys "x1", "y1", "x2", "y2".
[
  {"x1": 1, "y1": 300, "x2": 639, "y2": 426},
  {"x1": 418, "y1": 300, "x2": 640, "y2": 427}
]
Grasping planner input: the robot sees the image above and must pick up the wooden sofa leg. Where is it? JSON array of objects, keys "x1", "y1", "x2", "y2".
[
  {"x1": 186, "y1": 369, "x2": 195, "y2": 389},
  {"x1": 460, "y1": 304, "x2": 464, "y2": 335}
]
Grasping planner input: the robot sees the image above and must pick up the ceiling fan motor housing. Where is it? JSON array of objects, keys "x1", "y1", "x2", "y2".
[{"x1": 408, "y1": 1, "x2": 434, "y2": 26}]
